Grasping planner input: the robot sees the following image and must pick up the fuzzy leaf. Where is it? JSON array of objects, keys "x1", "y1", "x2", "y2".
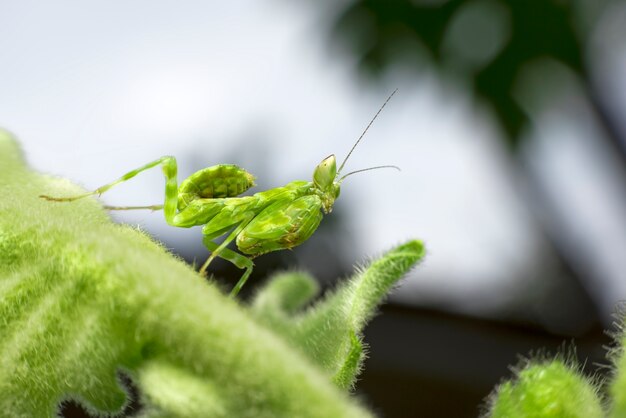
[
  {"x1": 608, "y1": 320, "x2": 626, "y2": 418},
  {"x1": 251, "y1": 240, "x2": 425, "y2": 389},
  {"x1": 487, "y1": 360, "x2": 604, "y2": 418}
]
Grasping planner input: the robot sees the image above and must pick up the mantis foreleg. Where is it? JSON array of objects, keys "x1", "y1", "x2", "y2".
[{"x1": 199, "y1": 213, "x2": 254, "y2": 274}]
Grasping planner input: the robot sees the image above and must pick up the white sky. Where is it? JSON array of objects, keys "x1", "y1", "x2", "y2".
[{"x1": 1, "y1": 1, "x2": 624, "y2": 321}]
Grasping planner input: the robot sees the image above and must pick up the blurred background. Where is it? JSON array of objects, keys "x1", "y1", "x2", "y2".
[{"x1": 1, "y1": 1, "x2": 626, "y2": 417}]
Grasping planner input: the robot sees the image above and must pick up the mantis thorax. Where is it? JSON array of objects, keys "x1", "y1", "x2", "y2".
[{"x1": 313, "y1": 154, "x2": 341, "y2": 214}]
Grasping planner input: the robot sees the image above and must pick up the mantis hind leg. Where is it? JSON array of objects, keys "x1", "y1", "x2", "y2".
[
  {"x1": 103, "y1": 204, "x2": 164, "y2": 211},
  {"x1": 40, "y1": 156, "x2": 180, "y2": 223}
]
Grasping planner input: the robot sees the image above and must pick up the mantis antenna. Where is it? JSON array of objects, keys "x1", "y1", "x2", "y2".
[
  {"x1": 337, "y1": 88, "x2": 398, "y2": 175},
  {"x1": 339, "y1": 165, "x2": 401, "y2": 182}
]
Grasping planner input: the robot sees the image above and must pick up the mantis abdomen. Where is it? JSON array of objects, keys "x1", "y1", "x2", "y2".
[{"x1": 178, "y1": 164, "x2": 256, "y2": 210}]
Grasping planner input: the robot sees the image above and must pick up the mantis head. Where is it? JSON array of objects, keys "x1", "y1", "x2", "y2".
[
  {"x1": 313, "y1": 154, "x2": 341, "y2": 214},
  {"x1": 312, "y1": 90, "x2": 400, "y2": 215}
]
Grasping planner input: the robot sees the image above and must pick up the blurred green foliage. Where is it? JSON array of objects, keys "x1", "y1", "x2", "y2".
[{"x1": 330, "y1": 0, "x2": 611, "y2": 148}]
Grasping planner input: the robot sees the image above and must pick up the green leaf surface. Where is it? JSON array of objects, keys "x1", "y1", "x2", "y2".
[
  {"x1": 487, "y1": 359, "x2": 604, "y2": 418},
  {"x1": 251, "y1": 241, "x2": 425, "y2": 389},
  {"x1": 608, "y1": 318, "x2": 626, "y2": 418}
]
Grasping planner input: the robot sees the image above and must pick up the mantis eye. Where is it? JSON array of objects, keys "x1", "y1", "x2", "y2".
[{"x1": 313, "y1": 154, "x2": 337, "y2": 190}]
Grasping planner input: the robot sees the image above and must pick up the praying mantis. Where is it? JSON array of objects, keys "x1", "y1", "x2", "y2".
[{"x1": 40, "y1": 91, "x2": 399, "y2": 297}]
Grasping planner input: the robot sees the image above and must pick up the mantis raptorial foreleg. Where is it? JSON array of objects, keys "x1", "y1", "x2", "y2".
[{"x1": 199, "y1": 215, "x2": 253, "y2": 273}]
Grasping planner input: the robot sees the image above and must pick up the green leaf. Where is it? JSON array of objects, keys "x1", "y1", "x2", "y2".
[
  {"x1": 486, "y1": 359, "x2": 604, "y2": 418},
  {"x1": 607, "y1": 313, "x2": 626, "y2": 418},
  {"x1": 251, "y1": 240, "x2": 425, "y2": 389}
]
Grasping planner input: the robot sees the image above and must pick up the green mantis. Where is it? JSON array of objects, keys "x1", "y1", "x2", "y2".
[{"x1": 40, "y1": 92, "x2": 398, "y2": 297}]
